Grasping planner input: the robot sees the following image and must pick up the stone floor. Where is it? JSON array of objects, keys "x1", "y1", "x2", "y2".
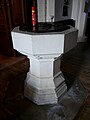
[
  {"x1": 74, "y1": 97, "x2": 90, "y2": 120},
  {"x1": 5, "y1": 79, "x2": 87, "y2": 120},
  {"x1": 61, "y1": 41, "x2": 90, "y2": 95}
]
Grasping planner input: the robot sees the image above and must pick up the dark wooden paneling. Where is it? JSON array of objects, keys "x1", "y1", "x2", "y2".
[
  {"x1": 0, "y1": 0, "x2": 25, "y2": 56},
  {"x1": 0, "y1": 0, "x2": 13, "y2": 56},
  {"x1": 11, "y1": 0, "x2": 25, "y2": 28}
]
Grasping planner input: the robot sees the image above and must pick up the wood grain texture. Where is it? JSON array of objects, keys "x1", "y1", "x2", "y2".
[{"x1": 0, "y1": 51, "x2": 29, "y2": 104}]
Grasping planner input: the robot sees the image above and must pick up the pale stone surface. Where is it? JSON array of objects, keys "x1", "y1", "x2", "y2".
[
  {"x1": 47, "y1": 80, "x2": 88, "y2": 120},
  {"x1": 30, "y1": 54, "x2": 61, "y2": 78},
  {"x1": 12, "y1": 27, "x2": 78, "y2": 55},
  {"x1": 11, "y1": 26, "x2": 78, "y2": 105},
  {"x1": 24, "y1": 72, "x2": 67, "y2": 105}
]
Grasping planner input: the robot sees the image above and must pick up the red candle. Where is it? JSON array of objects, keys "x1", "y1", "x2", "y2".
[{"x1": 32, "y1": 6, "x2": 36, "y2": 26}]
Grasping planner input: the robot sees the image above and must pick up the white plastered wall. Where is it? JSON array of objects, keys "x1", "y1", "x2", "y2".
[
  {"x1": 46, "y1": 0, "x2": 55, "y2": 22},
  {"x1": 55, "y1": 0, "x2": 72, "y2": 21},
  {"x1": 37, "y1": 0, "x2": 55, "y2": 22},
  {"x1": 71, "y1": 0, "x2": 88, "y2": 42}
]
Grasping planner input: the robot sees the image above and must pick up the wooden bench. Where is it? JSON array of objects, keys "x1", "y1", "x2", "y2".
[{"x1": 0, "y1": 52, "x2": 29, "y2": 119}]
